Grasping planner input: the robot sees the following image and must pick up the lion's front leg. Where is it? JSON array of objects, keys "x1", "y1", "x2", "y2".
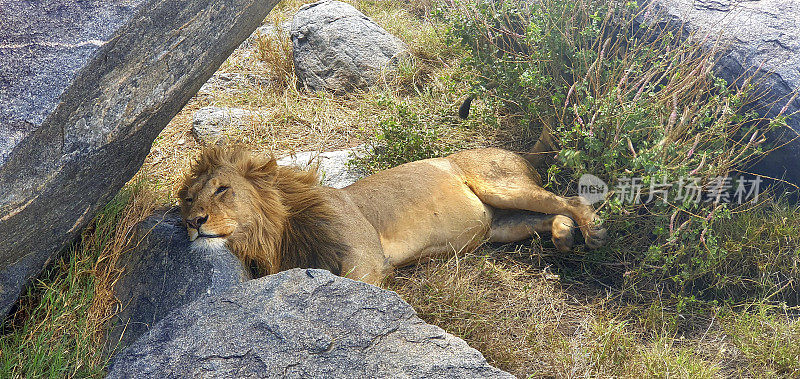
[
  {"x1": 488, "y1": 210, "x2": 578, "y2": 252},
  {"x1": 341, "y1": 257, "x2": 393, "y2": 287}
]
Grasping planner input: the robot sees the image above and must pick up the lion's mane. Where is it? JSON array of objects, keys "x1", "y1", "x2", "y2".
[{"x1": 183, "y1": 146, "x2": 349, "y2": 276}]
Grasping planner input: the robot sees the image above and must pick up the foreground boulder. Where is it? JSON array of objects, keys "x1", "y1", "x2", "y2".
[
  {"x1": 0, "y1": 0, "x2": 280, "y2": 317},
  {"x1": 107, "y1": 269, "x2": 513, "y2": 378},
  {"x1": 639, "y1": 0, "x2": 800, "y2": 184},
  {"x1": 277, "y1": 146, "x2": 366, "y2": 188},
  {"x1": 106, "y1": 209, "x2": 250, "y2": 354},
  {"x1": 291, "y1": 0, "x2": 408, "y2": 93}
]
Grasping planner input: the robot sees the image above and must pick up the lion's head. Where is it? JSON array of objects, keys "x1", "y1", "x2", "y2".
[{"x1": 179, "y1": 146, "x2": 344, "y2": 276}]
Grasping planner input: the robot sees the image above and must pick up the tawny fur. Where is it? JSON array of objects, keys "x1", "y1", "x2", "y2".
[{"x1": 179, "y1": 145, "x2": 606, "y2": 285}]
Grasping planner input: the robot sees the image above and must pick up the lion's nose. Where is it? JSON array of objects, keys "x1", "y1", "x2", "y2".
[{"x1": 186, "y1": 215, "x2": 208, "y2": 229}]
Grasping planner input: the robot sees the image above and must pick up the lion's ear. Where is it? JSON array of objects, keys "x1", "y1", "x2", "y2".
[
  {"x1": 239, "y1": 155, "x2": 278, "y2": 180},
  {"x1": 177, "y1": 186, "x2": 187, "y2": 200}
]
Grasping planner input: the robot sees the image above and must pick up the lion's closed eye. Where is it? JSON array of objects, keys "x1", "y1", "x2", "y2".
[{"x1": 215, "y1": 186, "x2": 229, "y2": 195}]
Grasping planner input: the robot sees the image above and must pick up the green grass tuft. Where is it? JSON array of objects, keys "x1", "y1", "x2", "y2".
[
  {"x1": 725, "y1": 305, "x2": 800, "y2": 377},
  {"x1": 350, "y1": 98, "x2": 455, "y2": 173},
  {"x1": 0, "y1": 182, "x2": 155, "y2": 378}
]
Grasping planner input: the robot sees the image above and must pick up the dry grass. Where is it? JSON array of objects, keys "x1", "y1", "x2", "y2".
[
  {"x1": 724, "y1": 306, "x2": 800, "y2": 377},
  {"x1": 391, "y1": 249, "x2": 586, "y2": 376},
  {"x1": 390, "y1": 246, "x2": 797, "y2": 378},
  {"x1": 253, "y1": 13, "x2": 295, "y2": 88},
  {"x1": 394, "y1": 250, "x2": 647, "y2": 377}
]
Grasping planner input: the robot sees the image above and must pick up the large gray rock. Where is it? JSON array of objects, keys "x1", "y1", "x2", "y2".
[
  {"x1": 277, "y1": 146, "x2": 367, "y2": 188},
  {"x1": 0, "y1": 0, "x2": 279, "y2": 317},
  {"x1": 639, "y1": 0, "x2": 800, "y2": 184},
  {"x1": 106, "y1": 208, "x2": 251, "y2": 355},
  {"x1": 191, "y1": 106, "x2": 265, "y2": 145},
  {"x1": 107, "y1": 269, "x2": 512, "y2": 378},
  {"x1": 291, "y1": 0, "x2": 408, "y2": 93}
]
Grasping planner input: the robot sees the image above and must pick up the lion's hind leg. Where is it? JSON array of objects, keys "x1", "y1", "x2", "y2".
[
  {"x1": 489, "y1": 210, "x2": 576, "y2": 252},
  {"x1": 448, "y1": 149, "x2": 605, "y2": 248},
  {"x1": 475, "y1": 183, "x2": 605, "y2": 248}
]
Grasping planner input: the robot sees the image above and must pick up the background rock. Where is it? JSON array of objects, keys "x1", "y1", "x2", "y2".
[
  {"x1": 291, "y1": 0, "x2": 408, "y2": 93},
  {"x1": 241, "y1": 22, "x2": 292, "y2": 48},
  {"x1": 106, "y1": 208, "x2": 250, "y2": 355},
  {"x1": 191, "y1": 106, "x2": 265, "y2": 145},
  {"x1": 0, "y1": 0, "x2": 280, "y2": 318},
  {"x1": 277, "y1": 147, "x2": 367, "y2": 188},
  {"x1": 107, "y1": 269, "x2": 513, "y2": 378},
  {"x1": 197, "y1": 72, "x2": 273, "y2": 96},
  {"x1": 639, "y1": 0, "x2": 800, "y2": 185}
]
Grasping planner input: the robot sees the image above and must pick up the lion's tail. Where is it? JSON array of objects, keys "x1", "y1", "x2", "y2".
[
  {"x1": 458, "y1": 95, "x2": 474, "y2": 119},
  {"x1": 457, "y1": 87, "x2": 557, "y2": 169},
  {"x1": 457, "y1": 81, "x2": 498, "y2": 120}
]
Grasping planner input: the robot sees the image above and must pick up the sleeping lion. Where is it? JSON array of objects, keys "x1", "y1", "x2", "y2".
[{"x1": 179, "y1": 146, "x2": 606, "y2": 285}]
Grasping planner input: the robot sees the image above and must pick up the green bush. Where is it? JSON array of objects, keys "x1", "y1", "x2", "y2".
[
  {"x1": 352, "y1": 97, "x2": 453, "y2": 173},
  {"x1": 442, "y1": 0, "x2": 795, "y2": 303}
]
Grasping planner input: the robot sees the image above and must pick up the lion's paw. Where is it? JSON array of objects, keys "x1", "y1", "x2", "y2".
[
  {"x1": 583, "y1": 223, "x2": 606, "y2": 249},
  {"x1": 551, "y1": 215, "x2": 576, "y2": 252}
]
